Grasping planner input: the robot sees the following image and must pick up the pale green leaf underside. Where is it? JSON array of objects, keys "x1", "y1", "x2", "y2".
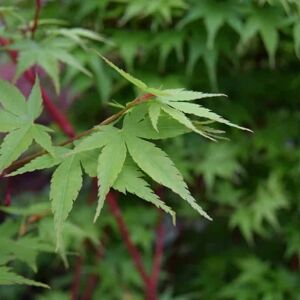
[
  {"x1": 50, "y1": 155, "x2": 83, "y2": 251},
  {"x1": 113, "y1": 161, "x2": 176, "y2": 224},
  {"x1": 95, "y1": 133, "x2": 127, "y2": 222},
  {"x1": 148, "y1": 102, "x2": 161, "y2": 131},
  {"x1": 125, "y1": 135, "x2": 211, "y2": 220}
]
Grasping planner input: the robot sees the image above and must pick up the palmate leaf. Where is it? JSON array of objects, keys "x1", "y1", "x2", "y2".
[
  {"x1": 0, "y1": 236, "x2": 52, "y2": 272},
  {"x1": 178, "y1": 0, "x2": 243, "y2": 49},
  {"x1": 240, "y1": 7, "x2": 283, "y2": 67},
  {"x1": 3, "y1": 76, "x2": 45, "y2": 125},
  {"x1": 153, "y1": 31, "x2": 185, "y2": 70},
  {"x1": 124, "y1": 133, "x2": 211, "y2": 220},
  {"x1": 0, "y1": 79, "x2": 56, "y2": 172},
  {"x1": 0, "y1": 267, "x2": 48, "y2": 288},
  {"x1": 95, "y1": 132, "x2": 127, "y2": 221},
  {"x1": 0, "y1": 220, "x2": 52, "y2": 284},
  {"x1": 13, "y1": 39, "x2": 91, "y2": 93},
  {"x1": 113, "y1": 160, "x2": 176, "y2": 224},
  {"x1": 50, "y1": 155, "x2": 83, "y2": 251}
]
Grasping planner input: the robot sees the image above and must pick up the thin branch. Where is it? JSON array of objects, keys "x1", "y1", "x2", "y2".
[
  {"x1": 31, "y1": 0, "x2": 42, "y2": 39},
  {"x1": 82, "y1": 241, "x2": 105, "y2": 300},
  {"x1": 151, "y1": 211, "x2": 164, "y2": 287},
  {"x1": 107, "y1": 191, "x2": 150, "y2": 285},
  {"x1": 71, "y1": 256, "x2": 83, "y2": 300},
  {"x1": 4, "y1": 178, "x2": 12, "y2": 206},
  {"x1": 82, "y1": 274, "x2": 98, "y2": 300}
]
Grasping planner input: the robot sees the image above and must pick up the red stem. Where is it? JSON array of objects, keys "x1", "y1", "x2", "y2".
[
  {"x1": 82, "y1": 274, "x2": 98, "y2": 300},
  {"x1": 107, "y1": 191, "x2": 150, "y2": 285},
  {"x1": 31, "y1": 0, "x2": 42, "y2": 39},
  {"x1": 151, "y1": 212, "x2": 164, "y2": 287},
  {"x1": 4, "y1": 178, "x2": 12, "y2": 206},
  {"x1": 71, "y1": 256, "x2": 83, "y2": 300},
  {"x1": 82, "y1": 242, "x2": 104, "y2": 300}
]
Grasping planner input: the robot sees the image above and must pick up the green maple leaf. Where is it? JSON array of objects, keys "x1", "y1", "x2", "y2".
[
  {"x1": 94, "y1": 131, "x2": 127, "y2": 221},
  {"x1": 178, "y1": 0, "x2": 243, "y2": 49},
  {"x1": 0, "y1": 79, "x2": 55, "y2": 172},
  {"x1": 113, "y1": 159, "x2": 176, "y2": 224},
  {"x1": 95, "y1": 56, "x2": 250, "y2": 137},
  {"x1": 122, "y1": 108, "x2": 211, "y2": 220},
  {"x1": 196, "y1": 143, "x2": 242, "y2": 189},
  {"x1": 240, "y1": 7, "x2": 285, "y2": 67},
  {"x1": 11, "y1": 39, "x2": 91, "y2": 93}
]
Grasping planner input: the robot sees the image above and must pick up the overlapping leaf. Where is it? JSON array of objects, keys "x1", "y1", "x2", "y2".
[
  {"x1": 50, "y1": 154, "x2": 83, "y2": 251},
  {"x1": 113, "y1": 159, "x2": 176, "y2": 224},
  {"x1": 11, "y1": 39, "x2": 91, "y2": 93},
  {"x1": 0, "y1": 79, "x2": 55, "y2": 172},
  {"x1": 96, "y1": 56, "x2": 250, "y2": 140}
]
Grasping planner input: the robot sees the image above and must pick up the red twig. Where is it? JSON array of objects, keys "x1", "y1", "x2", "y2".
[
  {"x1": 4, "y1": 178, "x2": 12, "y2": 206},
  {"x1": 71, "y1": 256, "x2": 83, "y2": 300},
  {"x1": 31, "y1": 0, "x2": 42, "y2": 39},
  {"x1": 151, "y1": 212, "x2": 164, "y2": 290},
  {"x1": 82, "y1": 242, "x2": 104, "y2": 300},
  {"x1": 82, "y1": 274, "x2": 98, "y2": 300},
  {"x1": 107, "y1": 191, "x2": 150, "y2": 285}
]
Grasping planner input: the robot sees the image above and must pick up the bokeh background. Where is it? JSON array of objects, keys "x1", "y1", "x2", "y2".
[{"x1": 1, "y1": 0, "x2": 300, "y2": 299}]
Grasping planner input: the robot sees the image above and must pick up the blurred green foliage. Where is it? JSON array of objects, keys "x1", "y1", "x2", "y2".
[{"x1": 0, "y1": 0, "x2": 300, "y2": 299}]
